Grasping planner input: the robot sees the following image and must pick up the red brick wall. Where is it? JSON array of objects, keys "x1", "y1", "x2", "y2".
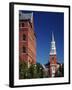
[
  {"x1": 49, "y1": 55, "x2": 57, "y2": 76},
  {"x1": 19, "y1": 20, "x2": 36, "y2": 65},
  {"x1": 50, "y1": 55, "x2": 57, "y2": 64}
]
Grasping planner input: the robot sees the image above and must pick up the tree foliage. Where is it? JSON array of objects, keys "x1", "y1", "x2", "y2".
[
  {"x1": 19, "y1": 60, "x2": 64, "y2": 79},
  {"x1": 19, "y1": 61, "x2": 44, "y2": 79},
  {"x1": 55, "y1": 64, "x2": 64, "y2": 77}
]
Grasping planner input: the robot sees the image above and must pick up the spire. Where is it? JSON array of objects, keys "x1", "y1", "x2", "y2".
[
  {"x1": 52, "y1": 32, "x2": 54, "y2": 41},
  {"x1": 50, "y1": 32, "x2": 56, "y2": 55}
]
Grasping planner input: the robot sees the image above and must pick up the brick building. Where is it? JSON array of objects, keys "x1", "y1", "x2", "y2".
[{"x1": 19, "y1": 11, "x2": 36, "y2": 67}]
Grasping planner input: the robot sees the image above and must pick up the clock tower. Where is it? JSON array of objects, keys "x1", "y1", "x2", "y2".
[
  {"x1": 49, "y1": 33, "x2": 57, "y2": 77},
  {"x1": 19, "y1": 12, "x2": 36, "y2": 67}
]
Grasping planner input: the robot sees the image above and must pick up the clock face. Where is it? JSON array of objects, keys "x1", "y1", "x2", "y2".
[{"x1": 52, "y1": 57, "x2": 54, "y2": 60}]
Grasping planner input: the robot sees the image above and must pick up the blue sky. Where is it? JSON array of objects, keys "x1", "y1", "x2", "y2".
[
  {"x1": 20, "y1": 11, "x2": 64, "y2": 64},
  {"x1": 33, "y1": 11, "x2": 64, "y2": 64}
]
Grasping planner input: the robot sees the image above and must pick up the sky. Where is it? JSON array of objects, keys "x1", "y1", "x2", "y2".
[{"x1": 20, "y1": 11, "x2": 64, "y2": 64}]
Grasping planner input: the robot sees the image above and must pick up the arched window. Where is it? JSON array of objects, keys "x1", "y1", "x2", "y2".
[
  {"x1": 23, "y1": 34, "x2": 26, "y2": 41},
  {"x1": 23, "y1": 47, "x2": 26, "y2": 53}
]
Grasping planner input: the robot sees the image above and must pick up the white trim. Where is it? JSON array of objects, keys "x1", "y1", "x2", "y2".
[{"x1": 14, "y1": 4, "x2": 69, "y2": 86}]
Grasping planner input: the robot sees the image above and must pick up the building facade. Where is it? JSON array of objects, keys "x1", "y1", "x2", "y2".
[{"x1": 19, "y1": 12, "x2": 36, "y2": 67}]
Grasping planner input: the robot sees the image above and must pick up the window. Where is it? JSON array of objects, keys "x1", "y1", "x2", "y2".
[
  {"x1": 23, "y1": 34, "x2": 26, "y2": 41},
  {"x1": 29, "y1": 60, "x2": 31, "y2": 63},
  {"x1": 22, "y1": 23, "x2": 25, "y2": 27},
  {"x1": 19, "y1": 23, "x2": 21, "y2": 27},
  {"x1": 23, "y1": 47, "x2": 26, "y2": 53}
]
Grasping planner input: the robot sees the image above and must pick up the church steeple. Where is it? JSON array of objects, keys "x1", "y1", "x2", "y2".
[
  {"x1": 52, "y1": 32, "x2": 54, "y2": 41},
  {"x1": 49, "y1": 32, "x2": 57, "y2": 77},
  {"x1": 50, "y1": 32, "x2": 56, "y2": 55}
]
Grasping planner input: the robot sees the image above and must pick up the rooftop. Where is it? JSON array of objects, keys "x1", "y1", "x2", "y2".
[{"x1": 19, "y1": 11, "x2": 33, "y2": 22}]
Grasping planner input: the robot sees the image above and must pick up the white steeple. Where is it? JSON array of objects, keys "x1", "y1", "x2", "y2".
[
  {"x1": 52, "y1": 32, "x2": 54, "y2": 41},
  {"x1": 50, "y1": 32, "x2": 56, "y2": 55}
]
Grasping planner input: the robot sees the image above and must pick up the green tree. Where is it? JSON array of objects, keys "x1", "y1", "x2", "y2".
[
  {"x1": 36, "y1": 63, "x2": 43, "y2": 78},
  {"x1": 19, "y1": 60, "x2": 44, "y2": 79},
  {"x1": 29, "y1": 63, "x2": 43, "y2": 78},
  {"x1": 19, "y1": 61, "x2": 30, "y2": 79},
  {"x1": 55, "y1": 64, "x2": 64, "y2": 77},
  {"x1": 59, "y1": 64, "x2": 64, "y2": 77}
]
